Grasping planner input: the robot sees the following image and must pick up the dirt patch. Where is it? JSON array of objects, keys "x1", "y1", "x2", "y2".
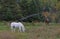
[{"x1": 0, "y1": 31, "x2": 16, "y2": 39}]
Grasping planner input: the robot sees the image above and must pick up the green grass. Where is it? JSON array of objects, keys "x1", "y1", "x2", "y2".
[{"x1": 0, "y1": 22, "x2": 60, "y2": 39}]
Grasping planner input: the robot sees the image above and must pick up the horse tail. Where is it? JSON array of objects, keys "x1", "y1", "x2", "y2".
[{"x1": 21, "y1": 25, "x2": 25, "y2": 32}]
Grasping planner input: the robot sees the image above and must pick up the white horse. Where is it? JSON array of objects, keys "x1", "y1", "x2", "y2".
[{"x1": 10, "y1": 22, "x2": 25, "y2": 32}]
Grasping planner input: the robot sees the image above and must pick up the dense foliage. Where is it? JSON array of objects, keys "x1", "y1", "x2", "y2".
[{"x1": 0, "y1": 0, "x2": 60, "y2": 22}]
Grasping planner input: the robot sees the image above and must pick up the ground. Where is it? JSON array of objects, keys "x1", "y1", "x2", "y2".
[{"x1": 0, "y1": 22, "x2": 60, "y2": 39}]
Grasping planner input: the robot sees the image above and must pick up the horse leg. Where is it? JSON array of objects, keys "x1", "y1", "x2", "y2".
[
  {"x1": 11, "y1": 26, "x2": 14, "y2": 32},
  {"x1": 11, "y1": 26, "x2": 15, "y2": 32},
  {"x1": 19, "y1": 26, "x2": 22, "y2": 32},
  {"x1": 13, "y1": 28, "x2": 16, "y2": 32}
]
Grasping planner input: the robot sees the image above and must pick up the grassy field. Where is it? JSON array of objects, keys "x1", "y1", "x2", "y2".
[{"x1": 0, "y1": 22, "x2": 60, "y2": 39}]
